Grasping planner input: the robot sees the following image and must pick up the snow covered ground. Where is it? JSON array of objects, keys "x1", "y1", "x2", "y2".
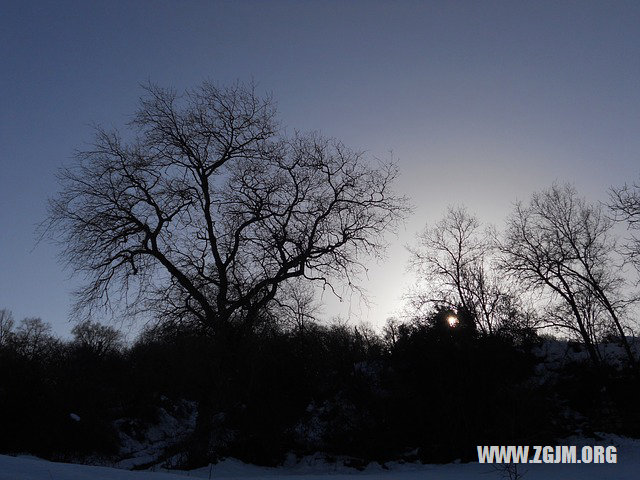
[{"x1": 2, "y1": 433, "x2": 640, "y2": 480}]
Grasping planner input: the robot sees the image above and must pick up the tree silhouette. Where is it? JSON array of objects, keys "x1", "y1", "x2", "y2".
[
  {"x1": 498, "y1": 183, "x2": 636, "y2": 366},
  {"x1": 610, "y1": 177, "x2": 640, "y2": 274},
  {"x1": 45, "y1": 81, "x2": 409, "y2": 333},
  {"x1": 407, "y1": 206, "x2": 528, "y2": 336}
]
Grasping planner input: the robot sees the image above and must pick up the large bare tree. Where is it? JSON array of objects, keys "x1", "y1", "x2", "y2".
[
  {"x1": 45, "y1": 81, "x2": 409, "y2": 334},
  {"x1": 497, "y1": 183, "x2": 636, "y2": 366}
]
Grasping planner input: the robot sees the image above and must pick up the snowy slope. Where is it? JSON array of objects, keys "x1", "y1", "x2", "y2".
[{"x1": 2, "y1": 434, "x2": 640, "y2": 480}]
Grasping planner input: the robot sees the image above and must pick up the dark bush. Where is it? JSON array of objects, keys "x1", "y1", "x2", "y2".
[{"x1": 1, "y1": 308, "x2": 636, "y2": 467}]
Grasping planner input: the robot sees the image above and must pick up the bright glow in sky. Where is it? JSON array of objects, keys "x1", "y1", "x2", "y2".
[{"x1": 2, "y1": 1, "x2": 640, "y2": 338}]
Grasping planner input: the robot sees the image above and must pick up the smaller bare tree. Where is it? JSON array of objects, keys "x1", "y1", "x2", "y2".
[
  {"x1": 494, "y1": 462, "x2": 526, "y2": 480},
  {"x1": 407, "y1": 206, "x2": 521, "y2": 335},
  {"x1": 71, "y1": 320, "x2": 124, "y2": 357},
  {"x1": 610, "y1": 177, "x2": 640, "y2": 273},
  {"x1": 13, "y1": 317, "x2": 57, "y2": 359},
  {"x1": 0, "y1": 309, "x2": 15, "y2": 347},
  {"x1": 497, "y1": 183, "x2": 636, "y2": 366},
  {"x1": 271, "y1": 281, "x2": 321, "y2": 335}
]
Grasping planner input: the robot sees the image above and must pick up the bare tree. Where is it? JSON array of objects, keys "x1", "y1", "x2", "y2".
[
  {"x1": 44, "y1": 82, "x2": 410, "y2": 462},
  {"x1": 407, "y1": 206, "x2": 520, "y2": 335},
  {"x1": 494, "y1": 463, "x2": 526, "y2": 480},
  {"x1": 71, "y1": 320, "x2": 124, "y2": 357},
  {"x1": 610, "y1": 177, "x2": 640, "y2": 273},
  {"x1": 543, "y1": 288, "x2": 611, "y2": 363},
  {"x1": 271, "y1": 281, "x2": 321, "y2": 335},
  {"x1": 497, "y1": 183, "x2": 636, "y2": 366},
  {"x1": 45, "y1": 80, "x2": 409, "y2": 335},
  {"x1": 0, "y1": 309, "x2": 15, "y2": 347},
  {"x1": 382, "y1": 316, "x2": 402, "y2": 350},
  {"x1": 13, "y1": 317, "x2": 57, "y2": 359}
]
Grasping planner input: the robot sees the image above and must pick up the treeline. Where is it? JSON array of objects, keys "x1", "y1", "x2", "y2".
[{"x1": 1, "y1": 307, "x2": 639, "y2": 467}]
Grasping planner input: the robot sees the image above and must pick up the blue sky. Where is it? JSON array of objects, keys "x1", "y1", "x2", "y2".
[{"x1": 2, "y1": 0, "x2": 640, "y2": 337}]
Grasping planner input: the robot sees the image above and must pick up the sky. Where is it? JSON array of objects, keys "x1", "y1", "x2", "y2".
[{"x1": 1, "y1": 0, "x2": 640, "y2": 338}]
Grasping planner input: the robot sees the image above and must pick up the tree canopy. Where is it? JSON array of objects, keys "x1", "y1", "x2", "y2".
[{"x1": 46, "y1": 81, "x2": 409, "y2": 331}]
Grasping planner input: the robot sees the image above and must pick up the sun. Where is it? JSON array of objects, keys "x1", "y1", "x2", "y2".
[{"x1": 447, "y1": 315, "x2": 459, "y2": 327}]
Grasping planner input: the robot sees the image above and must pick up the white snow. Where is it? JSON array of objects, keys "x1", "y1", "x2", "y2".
[
  {"x1": 114, "y1": 401, "x2": 197, "y2": 469},
  {"x1": 2, "y1": 433, "x2": 640, "y2": 480}
]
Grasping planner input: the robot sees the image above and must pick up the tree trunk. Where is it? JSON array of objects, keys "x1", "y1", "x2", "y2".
[
  {"x1": 188, "y1": 321, "x2": 234, "y2": 466},
  {"x1": 567, "y1": 300, "x2": 601, "y2": 366},
  {"x1": 595, "y1": 291, "x2": 637, "y2": 369}
]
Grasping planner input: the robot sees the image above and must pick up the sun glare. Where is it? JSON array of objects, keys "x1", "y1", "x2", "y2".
[{"x1": 447, "y1": 315, "x2": 459, "y2": 327}]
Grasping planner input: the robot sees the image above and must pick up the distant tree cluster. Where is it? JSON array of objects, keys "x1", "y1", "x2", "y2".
[{"x1": 0, "y1": 312, "x2": 126, "y2": 457}]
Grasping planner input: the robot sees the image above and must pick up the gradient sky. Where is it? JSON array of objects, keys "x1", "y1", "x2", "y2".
[{"x1": 2, "y1": 0, "x2": 640, "y2": 338}]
